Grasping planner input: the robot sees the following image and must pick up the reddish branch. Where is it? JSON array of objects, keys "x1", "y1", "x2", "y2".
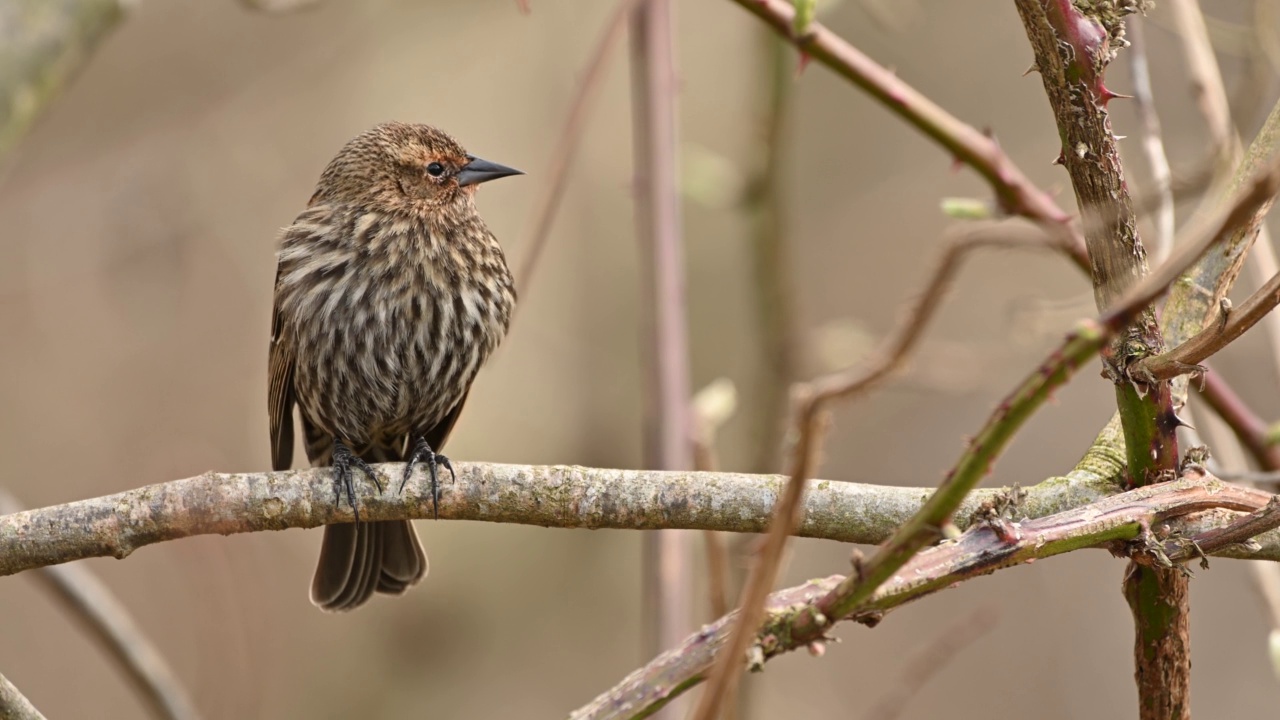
[{"x1": 571, "y1": 473, "x2": 1280, "y2": 719}]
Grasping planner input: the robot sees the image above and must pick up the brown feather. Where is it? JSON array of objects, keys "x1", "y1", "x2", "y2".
[{"x1": 269, "y1": 122, "x2": 516, "y2": 612}]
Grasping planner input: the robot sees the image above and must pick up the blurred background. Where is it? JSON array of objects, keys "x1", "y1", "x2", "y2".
[{"x1": 1, "y1": 0, "x2": 1279, "y2": 717}]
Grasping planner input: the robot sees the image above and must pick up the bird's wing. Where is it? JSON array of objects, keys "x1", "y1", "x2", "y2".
[{"x1": 268, "y1": 263, "x2": 297, "y2": 472}]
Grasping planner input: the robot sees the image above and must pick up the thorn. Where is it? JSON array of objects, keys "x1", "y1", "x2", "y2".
[
  {"x1": 1022, "y1": 62, "x2": 1039, "y2": 77},
  {"x1": 796, "y1": 51, "x2": 812, "y2": 76},
  {"x1": 1052, "y1": 150, "x2": 1065, "y2": 166},
  {"x1": 1098, "y1": 86, "x2": 1134, "y2": 105},
  {"x1": 1216, "y1": 297, "x2": 1233, "y2": 332}
]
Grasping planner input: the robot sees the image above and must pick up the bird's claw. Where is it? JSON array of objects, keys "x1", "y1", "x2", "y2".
[
  {"x1": 403, "y1": 437, "x2": 455, "y2": 519},
  {"x1": 332, "y1": 439, "x2": 381, "y2": 524}
]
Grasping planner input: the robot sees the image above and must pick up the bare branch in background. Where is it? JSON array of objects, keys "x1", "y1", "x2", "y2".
[
  {"x1": 1170, "y1": 0, "x2": 1237, "y2": 173},
  {"x1": 724, "y1": 0, "x2": 1090, "y2": 270},
  {"x1": 629, "y1": 3, "x2": 693, "y2": 714},
  {"x1": 745, "y1": 28, "x2": 801, "y2": 473},
  {"x1": 0, "y1": 0, "x2": 126, "y2": 164},
  {"x1": 514, "y1": 0, "x2": 647, "y2": 296},
  {"x1": 0, "y1": 671, "x2": 45, "y2": 720},
  {"x1": 1127, "y1": 15, "x2": 1176, "y2": 262},
  {"x1": 0, "y1": 491, "x2": 200, "y2": 720}
]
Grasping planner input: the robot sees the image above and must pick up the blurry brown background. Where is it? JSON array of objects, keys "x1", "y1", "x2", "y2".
[{"x1": 2, "y1": 0, "x2": 1279, "y2": 717}]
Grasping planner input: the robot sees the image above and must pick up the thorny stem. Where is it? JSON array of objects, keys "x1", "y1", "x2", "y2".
[{"x1": 571, "y1": 473, "x2": 1280, "y2": 720}]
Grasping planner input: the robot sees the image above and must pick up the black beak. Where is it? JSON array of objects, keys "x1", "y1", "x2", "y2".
[{"x1": 456, "y1": 155, "x2": 523, "y2": 187}]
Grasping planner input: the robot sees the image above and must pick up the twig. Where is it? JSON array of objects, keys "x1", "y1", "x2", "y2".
[
  {"x1": 0, "y1": 491, "x2": 200, "y2": 720},
  {"x1": 629, "y1": 2, "x2": 693, "y2": 706},
  {"x1": 1245, "y1": 230, "x2": 1280, "y2": 388},
  {"x1": 1133, "y1": 269, "x2": 1280, "y2": 381},
  {"x1": 0, "y1": 672, "x2": 45, "y2": 720},
  {"x1": 1184, "y1": 494, "x2": 1280, "y2": 554},
  {"x1": 1170, "y1": 0, "x2": 1237, "y2": 172},
  {"x1": 859, "y1": 606, "x2": 999, "y2": 720},
  {"x1": 514, "y1": 0, "x2": 647, "y2": 295},
  {"x1": 690, "y1": 221, "x2": 1059, "y2": 720},
  {"x1": 572, "y1": 473, "x2": 1280, "y2": 720},
  {"x1": 1126, "y1": 15, "x2": 1176, "y2": 263},
  {"x1": 724, "y1": 0, "x2": 1090, "y2": 270},
  {"x1": 745, "y1": 28, "x2": 801, "y2": 474}
]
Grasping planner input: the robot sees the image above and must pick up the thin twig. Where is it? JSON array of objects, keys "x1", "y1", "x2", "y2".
[
  {"x1": 1170, "y1": 0, "x2": 1237, "y2": 172},
  {"x1": 514, "y1": 0, "x2": 647, "y2": 296},
  {"x1": 0, "y1": 491, "x2": 199, "y2": 720},
  {"x1": 746, "y1": 27, "x2": 801, "y2": 474},
  {"x1": 0, "y1": 672, "x2": 45, "y2": 720},
  {"x1": 1245, "y1": 231, "x2": 1280, "y2": 388},
  {"x1": 1186, "y1": 494, "x2": 1280, "y2": 554},
  {"x1": 724, "y1": 0, "x2": 1089, "y2": 269},
  {"x1": 1127, "y1": 15, "x2": 1176, "y2": 263},
  {"x1": 1133, "y1": 269, "x2": 1280, "y2": 381}
]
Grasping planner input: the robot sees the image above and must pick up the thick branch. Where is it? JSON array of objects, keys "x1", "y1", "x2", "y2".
[{"x1": 0, "y1": 462, "x2": 1124, "y2": 576}]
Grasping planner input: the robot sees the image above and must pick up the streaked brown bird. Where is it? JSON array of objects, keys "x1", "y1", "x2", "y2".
[{"x1": 268, "y1": 122, "x2": 520, "y2": 611}]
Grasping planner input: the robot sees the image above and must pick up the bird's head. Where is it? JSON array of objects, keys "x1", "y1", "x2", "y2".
[{"x1": 310, "y1": 122, "x2": 522, "y2": 216}]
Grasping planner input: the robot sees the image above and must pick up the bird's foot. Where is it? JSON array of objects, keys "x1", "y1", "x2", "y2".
[
  {"x1": 401, "y1": 437, "x2": 455, "y2": 519},
  {"x1": 331, "y1": 439, "x2": 382, "y2": 523}
]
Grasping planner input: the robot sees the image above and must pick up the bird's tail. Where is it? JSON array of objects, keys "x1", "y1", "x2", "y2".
[{"x1": 308, "y1": 440, "x2": 428, "y2": 612}]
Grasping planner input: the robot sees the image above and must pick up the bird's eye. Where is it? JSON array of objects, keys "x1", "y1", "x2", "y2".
[{"x1": 426, "y1": 162, "x2": 446, "y2": 178}]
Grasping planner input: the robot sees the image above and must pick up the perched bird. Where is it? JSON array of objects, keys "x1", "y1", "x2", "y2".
[{"x1": 268, "y1": 122, "x2": 520, "y2": 611}]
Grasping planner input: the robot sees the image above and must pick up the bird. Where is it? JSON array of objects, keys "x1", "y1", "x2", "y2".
[{"x1": 268, "y1": 122, "x2": 520, "y2": 611}]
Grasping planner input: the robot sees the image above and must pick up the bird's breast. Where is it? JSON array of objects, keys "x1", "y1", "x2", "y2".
[{"x1": 280, "y1": 211, "x2": 514, "y2": 443}]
